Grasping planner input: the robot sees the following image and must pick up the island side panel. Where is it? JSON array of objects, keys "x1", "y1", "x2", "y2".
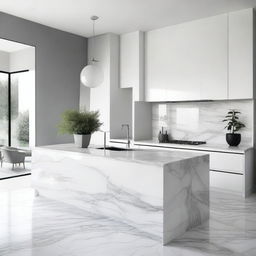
[
  {"x1": 32, "y1": 148, "x2": 164, "y2": 242},
  {"x1": 163, "y1": 154, "x2": 209, "y2": 244}
]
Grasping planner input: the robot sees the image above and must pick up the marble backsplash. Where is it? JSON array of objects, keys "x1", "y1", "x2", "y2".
[{"x1": 152, "y1": 100, "x2": 253, "y2": 146}]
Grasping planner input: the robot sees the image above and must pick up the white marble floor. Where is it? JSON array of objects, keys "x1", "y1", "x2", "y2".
[{"x1": 0, "y1": 176, "x2": 256, "y2": 256}]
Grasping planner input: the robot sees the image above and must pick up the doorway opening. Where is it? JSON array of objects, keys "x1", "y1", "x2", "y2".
[
  {"x1": 0, "y1": 39, "x2": 35, "y2": 149},
  {"x1": 0, "y1": 38, "x2": 35, "y2": 180}
]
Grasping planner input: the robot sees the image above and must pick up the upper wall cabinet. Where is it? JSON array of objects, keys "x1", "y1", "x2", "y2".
[
  {"x1": 120, "y1": 31, "x2": 144, "y2": 101},
  {"x1": 228, "y1": 9, "x2": 253, "y2": 99},
  {"x1": 145, "y1": 14, "x2": 228, "y2": 102}
]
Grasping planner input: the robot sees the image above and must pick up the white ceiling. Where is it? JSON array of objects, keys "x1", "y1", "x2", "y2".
[
  {"x1": 0, "y1": 0, "x2": 256, "y2": 37},
  {"x1": 0, "y1": 38, "x2": 31, "y2": 52}
]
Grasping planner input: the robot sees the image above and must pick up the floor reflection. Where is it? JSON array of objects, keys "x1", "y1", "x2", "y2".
[{"x1": 0, "y1": 178, "x2": 256, "y2": 256}]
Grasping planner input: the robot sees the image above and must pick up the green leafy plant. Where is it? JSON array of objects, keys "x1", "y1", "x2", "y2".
[
  {"x1": 17, "y1": 111, "x2": 29, "y2": 143},
  {"x1": 222, "y1": 110, "x2": 245, "y2": 134},
  {"x1": 58, "y1": 110, "x2": 102, "y2": 135}
]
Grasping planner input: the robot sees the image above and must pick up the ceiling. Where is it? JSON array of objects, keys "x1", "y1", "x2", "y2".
[
  {"x1": 0, "y1": 38, "x2": 32, "y2": 52},
  {"x1": 0, "y1": 0, "x2": 256, "y2": 37}
]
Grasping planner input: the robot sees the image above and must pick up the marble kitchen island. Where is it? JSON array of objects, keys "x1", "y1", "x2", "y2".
[{"x1": 32, "y1": 144, "x2": 209, "y2": 245}]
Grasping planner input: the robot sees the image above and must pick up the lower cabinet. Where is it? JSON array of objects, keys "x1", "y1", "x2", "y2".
[
  {"x1": 210, "y1": 152, "x2": 244, "y2": 174},
  {"x1": 210, "y1": 171, "x2": 243, "y2": 195},
  {"x1": 133, "y1": 143, "x2": 254, "y2": 197},
  {"x1": 209, "y1": 150, "x2": 254, "y2": 197}
]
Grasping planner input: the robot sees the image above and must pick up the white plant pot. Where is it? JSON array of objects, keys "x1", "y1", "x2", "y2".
[{"x1": 73, "y1": 134, "x2": 91, "y2": 148}]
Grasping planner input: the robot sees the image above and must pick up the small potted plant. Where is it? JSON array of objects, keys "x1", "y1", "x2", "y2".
[
  {"x1": 222, "y1": 110, "x2": 245, "y2": 146},
  {"x1": 58, "y1": 109, "x2": 102, "y2": 148}
]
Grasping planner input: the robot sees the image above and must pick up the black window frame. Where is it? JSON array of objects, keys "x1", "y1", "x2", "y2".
[{"x1": 0, "y1": 69, "x2": 29, "y2": 146}]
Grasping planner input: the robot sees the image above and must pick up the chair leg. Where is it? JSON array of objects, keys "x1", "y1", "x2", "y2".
[
  {"x1": 12, "y1": 163, "x2": 14, "y2": 170},
  {"x1": 23, "y1": 162, "x2": 25, "y2": 169}
]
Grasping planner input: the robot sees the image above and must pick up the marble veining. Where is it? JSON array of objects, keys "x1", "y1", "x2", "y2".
[
  {"x1": 0, "y1": 183, "x2": 256, "y2": 256},
  {"x1": 152, "y1": 100, "x2": 253, "y2": 145},
  {"x1": 32, "y1": 145, "x2": 209, "y2": 245}
]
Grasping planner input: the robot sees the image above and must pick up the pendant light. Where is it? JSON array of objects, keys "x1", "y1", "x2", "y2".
[{"x1": 80, "y1": 16, "x2": 104, "y2": 88}]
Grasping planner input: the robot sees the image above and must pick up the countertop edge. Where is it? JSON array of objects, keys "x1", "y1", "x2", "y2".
[
  {"x1": 33, "y1": 144, "x2": 209, "y2": 167},
  {"x1": 133, "y1": 141, "x2": 251, "y2": 154},
  {"x1": 110, "y1": 139, "x2": 252, "y2": 154}
]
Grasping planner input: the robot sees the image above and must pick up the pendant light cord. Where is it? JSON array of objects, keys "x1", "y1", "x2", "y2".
[
  {"x1": 89, "y1": 15, "x2": 99, "y2": 63},
  {"x1": 92, "y1": 18, "x2": 95, "y2": 62}
]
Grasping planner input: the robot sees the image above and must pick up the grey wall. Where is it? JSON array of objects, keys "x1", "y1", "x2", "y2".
[
  {"x1": 0, "y1": 12, "x2": 87, "y2": 146},
  {"x1": 133, "y1": 101, "x2": 152, "y2": 141}
]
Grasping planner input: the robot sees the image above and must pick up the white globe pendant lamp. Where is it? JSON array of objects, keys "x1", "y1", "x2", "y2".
[
  {"x1": 80, "y1": 16, "x2": 104, "y2": 88},
  {"x1": 80, "y1": 60, "x2": 104, "y2": 88}
]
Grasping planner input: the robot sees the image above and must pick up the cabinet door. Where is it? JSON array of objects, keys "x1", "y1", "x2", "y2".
[
  {"x1": 228, "y1": 9, "x2": 253, "y2": 99},
  {"x1": 145, "y1": 14, "x2": 228, "y2": 101},
  {"x1": 120, "y1": 31, "x2": 144, "y2": 101},
  {"x1": 145, "y1": 27, "x2": 170, "y2": 101},
  {"x1": 210, "y1": 171, "x2": 243, "y2": 194},
  {"x1": 120, "y1": 32, "x2": 139, "y2": 89},
  {"x1": 210, "y1": 152, "x2": 244, "y2": 174}
]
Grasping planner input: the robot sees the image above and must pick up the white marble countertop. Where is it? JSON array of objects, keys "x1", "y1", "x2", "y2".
[
  {"x1": 110, "y1": 139, "x2": 252, "y2": 154},
  {"x1": 33, "y1": 143, "x2": 209, "y2": 245},
  {"x1": 37, "y1": 143, "x2": 206, "y2": 166}
]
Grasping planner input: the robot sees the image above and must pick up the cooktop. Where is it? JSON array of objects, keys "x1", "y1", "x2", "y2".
[{"x1": 164, "y1": 140, "x2": 206, "y2": 145}]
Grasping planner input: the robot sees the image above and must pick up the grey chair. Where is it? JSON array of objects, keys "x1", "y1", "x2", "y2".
[{"x1": 1, "y1": 148, "x2": 26, "y2": 170}]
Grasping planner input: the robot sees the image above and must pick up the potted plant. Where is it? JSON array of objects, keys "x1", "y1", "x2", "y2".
[
  {"x1": 58, "y1": 109, "x2": 102, "y2": 148},
  {"x1": 222, "y1": 110, "x2": 245, "y2": 146}
]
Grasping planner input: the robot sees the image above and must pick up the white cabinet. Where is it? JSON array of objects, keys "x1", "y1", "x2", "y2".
[
  {"x1": 144, "y1": 8, "x2": 255, "y2": 101},
  {"x1": 133, "y1": 142, "x2": 254, "y2": 197},
  {"x1": 145, "y1": 14, "x2": 228, "y2": 102},
  {"x1": 210, "y1": 152, "x2": 244, "y2": 174},
  {"x1": 228, "y1": 9, "x2": 253, "y2": 99},
  {"x1": 210, "y1": 171, "x2": 243, "y2": 194},
  {"x1": 209, "y1": 150, "x2": 254, "y2": 197},
  {"x1": 120, "y1": 31, "x2": 144, "y2": 101},
  {"x1": 209, "y1": 151, "x2": 248, "y2": 196},
  {"x1": 120, "y1": 32, "x2": 138, "y2": 89}
]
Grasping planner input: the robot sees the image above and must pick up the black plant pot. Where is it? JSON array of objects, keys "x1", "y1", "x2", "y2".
[{"x1": 226, "y1": 133, "x2": 241, "y2": 146}]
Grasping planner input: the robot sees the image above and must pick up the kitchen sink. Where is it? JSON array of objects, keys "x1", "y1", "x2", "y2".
[{"x1": 97, "y1": 146, "x2": 134, "y2": 151}]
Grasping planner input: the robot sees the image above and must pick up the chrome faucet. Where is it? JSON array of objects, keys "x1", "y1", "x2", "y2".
[
  {"x1": 121, "y1": 124, "x2": 131, "y2": 148},
  {"x1": 99, "y1": 130, "x2": 108, "y2": 149}
]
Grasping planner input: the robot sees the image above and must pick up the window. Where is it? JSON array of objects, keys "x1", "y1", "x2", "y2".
[
  {"x1": 0, "y1": 73, "x2": 8, "y2": 146},
  {"x1": 0, "y1": 70, "x2": 31, "y2": 147}
]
